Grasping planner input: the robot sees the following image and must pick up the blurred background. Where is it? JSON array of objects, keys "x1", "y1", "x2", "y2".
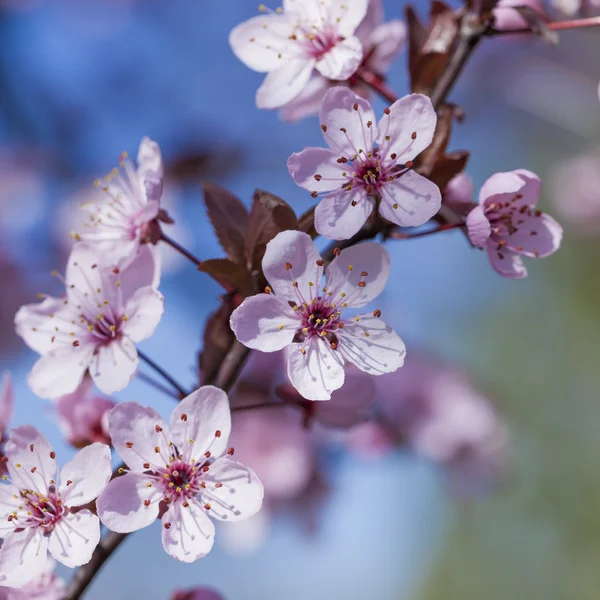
[{"x1": 0, "y1": 0, "x2": 599, "y2": 598}]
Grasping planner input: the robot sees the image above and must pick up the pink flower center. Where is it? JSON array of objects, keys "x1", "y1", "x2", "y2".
[
  {"x1": 297, "y1": 297, "x2": 341, "y2": 342},
  {"x1": 156, "y1": 460, "x2": 202, "y2": 502},
  {"x1": 296, "y1": 22, "x2": 342, "y2": 60},
  {"x1": 18, "y1": 487, "x2": 66, "y2": 532}
]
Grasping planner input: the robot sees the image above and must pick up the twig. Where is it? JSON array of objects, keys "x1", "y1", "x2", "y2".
[
  {"x1": 138, "y1": 350, "x2": 189, "y2": 399},
  {"x1": 136, "y1": 371, "x2": 181, "y2": 401},
  {"x1": 488, "y1": 15, "x2": 600, "y2": 36},
  {"x1": 390, "y1": 223, "x2": 463, "y2": 240},
  {"x1": 355, "y1": 67, "x2": 399, "y2": 104},
  {"x1": 160, "y1": 231, "x2": 202, "y2": 267}
]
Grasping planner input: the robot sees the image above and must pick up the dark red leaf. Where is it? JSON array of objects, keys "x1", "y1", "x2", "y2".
[
  {"x1": 197, "y1": 258, "x2": 254, "y2": 297},
  {"x1": 428, "y1": 149, "x2": 470, "y2": 191},
  {"x1": 297, "y1": 206, "x2": 318, "y2": 239},
  {"x1": 202, "y1": 182, "x2": 249, "y2": 264},
  {"x1": 244, "y1": 189, "x2": 298, "y2": 271}
]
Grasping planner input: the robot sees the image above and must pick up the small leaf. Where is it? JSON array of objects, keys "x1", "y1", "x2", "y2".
[
  {"x1": 197, "y1": 258, "x2": 254, "y2": 296},
  {"x1": 298, "y1": 206, "x2": 318, "y2": 239},
  {"x1": 428, "y1": 150, "x2": 470, "y2": 191},
  {"x1": 244, "y1": 189, "x2": 298, "y2": 271},
  {"x1": 202, "y1": 182, "x2": 249, "y2": 264},
  {"x1": 199, "y1": 295, "x2": 236, "y2": 386}
]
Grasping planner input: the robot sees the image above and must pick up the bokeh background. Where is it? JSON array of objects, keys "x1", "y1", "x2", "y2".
[{"x1": 0, "y1": 1, "x2": 599, "y2": 599}]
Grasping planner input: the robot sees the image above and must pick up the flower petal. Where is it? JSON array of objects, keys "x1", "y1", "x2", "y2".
[
  {"x1": 280, "y1": 75, "x2": 330, "y2": 122},
  {"x1": 261, "y1": 230, "x2": 323, "y2": 302},
  {"x1": 316, "y1": 36, "x2": 363, "y2": 81},
  {"x1": 48, "y1": 510, "x2": 100, "y2": 568},
  {"x1": 486, "y1": 244, "x2": 527, "y2": 279},
  {"x1": 504, "y1": 212, "x2": 563, "y2": 258},
  {"x1": 107, "y1": 402, "x2": 169, "y2": 470},
  {"x1": 200, "y1": 458, "x2": 264, "y2": 522},
  {"x1": 170, "y1": 386, "x2": 232, "y2": 464},
  {"x1": 14, "y1": 297, "x2": 70, "y2": 355},
  {"x1": 319, "y1": 86, "x2": 378, "y2": 157},
  {"x1": 0, "y1": 528, "x2": 49, "y2": 588},
  {"x1": 466, "y1": 205, "x2": 492, "y2": 248},
  {"x1": 256, "y1": 58, "x2": 316, "y2": 110},
  {"x1": 287, "y1": 339, "x2": 345, "y2": 401},
  {"x1": 118, "y1": 244, "x2": 161, "y2": 304},
  {"x1": 28, "y1": 345, "x2": 94, "y2": 400},
  {"x1": 287, "y1": 147, "x2": 347, "y2": 193},
  {"x1": 230, "y1": 294, "x2": 298, "y2": 352},
  {"x1": 122, "y1": 287, "x2": 164, "y2": 343},
  {"x1": 478, "y1": 171, "x2": 525, "y2": 207},
  {"x1": 65, "y1": 243, "x2": 109, "y2": 305},
  {"x1": 229, "y1": 14, "x2": 296, "y2": 72},
  {"x1": 332, "y1": 0, "x2": 369, "y2": 37},
  {"x1": 137, "y1": 136, "x2": 164, "y2": 180},
  {"x1": 59, "y1": 443, "x2": 112, "y2": 507},
  {"x1": 314, "y1": 188, "x2": 373, "y2": 241},
  {"x1": 325, "y1": 241, "x2": 390, "y2": 308},
  {"x1": 97, "y1": 473, "x2": 161, "y2": 533},
  {"x1": 90, "y1": 337, "x2": 138, "y2": 395},
  {"x1": 337, "y1": 315, "x2": 406, "y2": 375},
  {"x1": 376, "y1": 94, "x2": 437, "y2": 162},
  {"x1": 379, "y1": 170, "x2": 441, "y2": 227},
  {"x1": 5, "y1": 426, "x2": 56, "y2": 495},
  {"x1": 367, "y1": 20, "x2": 407, "y2": 73},
  {"x1": 161, "y1": 500, "x2": 215, "y2": 563}
]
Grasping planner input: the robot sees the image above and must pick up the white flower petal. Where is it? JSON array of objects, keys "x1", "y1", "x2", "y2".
[
  {"x1": 90, "y1": 337, "x2": 139, "y2": 395},
  {"x1": 48, "y1": 510, "x2": 100, "y2": 568}
]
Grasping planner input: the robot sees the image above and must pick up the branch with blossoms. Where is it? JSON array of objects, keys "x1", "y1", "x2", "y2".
[{"x1": 0, "y1": 0, "x2": 598, "y2": 599}]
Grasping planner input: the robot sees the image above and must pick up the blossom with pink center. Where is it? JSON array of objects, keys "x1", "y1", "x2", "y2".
[
  {"x1": 0, "y1": 556, "x2": 65, "y2": 600},
  {"x1": 229, "y1": 0, "x2": 368, "y2": 109},
  {"x1": 96, "y1": 386, "x2": 264, "y2": 563},
  {"x1": 230, "y1": 230, "x2": 406, "y2": 401},
  {"x1": 0, "y1": 426, "x2": 112, "y2": 587},
  {"x1": 15, "y1": 243, "x2": 163, "y2": 399},
  {"x1": 171, "y1": 589, "x2": 224, "y2": 600},
  {"x1": 493, "y1": 0, "x2": 546, "y2": 30},
  {"x1": 288, "y1": 87, "x2": 441, "y2": 240},
  {"x1": 55, "y1": 377, "x2": 115, "y2": 448},
  {"x1": 74, "y1": 137, "x2": 163, "y2": 267},
  {"x1": 280, "y1": 0, "x2": 406, "y2": 122},
  {"x1": 466, "y1": 169, "x2": 563, "y2": 279},
  {"x1": 0, "y1": 375, "x2": 13, "y2": 478}
]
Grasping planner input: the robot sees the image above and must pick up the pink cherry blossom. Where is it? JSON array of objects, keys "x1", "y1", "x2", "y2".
[
  {"x1": 288, "y1": 87, "x2": 441, "y2": 240},
  {"x1": 466, "y1": 169, "x2": 563, "y2": 279},
  {"x1": 73, "y1": 137, "x2": 164, "y2": 267},
  {"x1": 171, "y1": 588, "x2": 224, "y2": 600},
  {"x1": 549, "y1": 148, "x2": 600, "y2": 234},
  {"x1": 280, "y1": 0, "x2": 406, "y2": 122},
  {"x1": 229, "y1": 0, "x2": 368, "y2": 109},
  {"x1": 96, "y1": 386, "x2": 264, "y2": 563},
  {"x1": 0, "y1": 556, "x2": 65, "y2": 600},
  {"x1": 347, "y1": 356, "x2": 508, "y2": 494},
  {"x1": 0, "y1": 375, "x2": 13, "y2": 478},
  {"x1": 493, "y1": 0, "x2": 545, "y2": 30},
  {"x1": 0, "y1": 426, "x2": 112, "y2": 587},
  {"x1": 56, "y1": 377, "x2": 116, "y2": 448},
  {"x1": 15, "y1": 243, "x2": 163, "y2": 399},
  {"x1": 230, "y1": 230, "x2": 406, "y2": 401}
]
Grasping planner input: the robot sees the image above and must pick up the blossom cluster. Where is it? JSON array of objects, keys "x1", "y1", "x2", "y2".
[{"x1": 2, "y1": 0, "x2": 589, "y2": 598}]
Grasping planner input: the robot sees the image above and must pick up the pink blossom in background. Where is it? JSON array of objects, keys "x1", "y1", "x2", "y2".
[
  {"x1": 229, "y1": 0, "x2": 368, "y2": 109},
  {"x1": 466, "y1": 169, "x2": 563, "y2": 279},
  {"x1": 288, "y1": 87, "x2": 441, "y2": 240},
  {"x1": 74, "y1": 137, "x2": 164, "y2": 268},
  {"x1": 281, "y1": 0, "x2": 406, "y2": 122},
  {"x1": 0, "y1": 557, "x2": 65, "y2": 600},
  {"x1": 348, "y1": 356, "x2": 508, "y2": 494},
  {"x1": 550, "y1": 0, "x2": 600, "y2": 15},
  {"x1": 549, "y1": 149, "x2": 600, "y2": 234},
  {"x1": 55, "y1": 377, "x2": 115, "y2": 448},
  {"x1": 493, "y1": 0, "x2": 546, "y2": 31},
  {"x1": 0, "y1": 375, "x2": 13, "y2": 478},
  {"x1": 230, "y1": 230, "x2": 406, "y2": 401},
  {"x1": 15, "y1": 243, "x2": 163, "y2": 398},
  {"x1": 171, "y1": 588, "x2": 224, "y2": 600},
  {"x1": 0, "y1": 426, "x2": 112, "y2": 587},
  {"x1": 97, "y1": 386, "x2": 264, "y2": 563}
]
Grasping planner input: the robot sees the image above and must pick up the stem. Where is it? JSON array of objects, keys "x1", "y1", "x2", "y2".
[
  {"x1": 490, "y1": 15, "x2": 600, "y2": 35},
  {"x1": 136, "y1": 371, "x2": 181, "y2": 401},
  {"x1": 355, "y1": 68, "x2": 399, "y2": 104},
  {"x1": 390, "y1": 223, "x2": 463, "y2": 240},
  {"x1": 429, "y1": 32, "x2": 483, "y2": 110},
  {"x1": 65, "y1": 532, "x2": 127, "y2": 599},
  {"x1": 213, "y1": 341, "x2": 251, "y2": 393},
  {"x1": 138, "y1": 350, "x2": 188, "y2": 399},
  {"x1": 232, "y1": 401, "x2": 283, "y2": 412},
  {"x1": 160, "y1": 231, "x2": 202, "y2": 267}
]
